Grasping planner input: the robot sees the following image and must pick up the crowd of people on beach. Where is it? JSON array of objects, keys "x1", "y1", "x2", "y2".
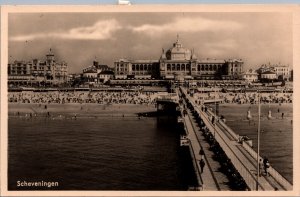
[
  {"x1": 8, "y1": 91, "x2": 158, "y2": 105},
  {"x1": 193, "y1": 92, "x2": 293, "y2": 104},
  {"x1": 9, "y1": 90, "x2": 293, "y2": 106}
]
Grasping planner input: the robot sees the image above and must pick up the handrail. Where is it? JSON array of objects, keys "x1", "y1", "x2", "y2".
[
  {"x1": 242, "y1": 139, "x2": 292, "y2": 190},
  {"x1": 188, "y1": 139, "x2": 204, "y2": 190},
  {"x1": 200, "y1": 109, "x2": 262, "y2": 190}
]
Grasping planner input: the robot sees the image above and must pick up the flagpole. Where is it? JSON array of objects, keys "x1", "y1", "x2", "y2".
[{"x1": 256, "y1": 90, "x2": 261, "y2": 190}]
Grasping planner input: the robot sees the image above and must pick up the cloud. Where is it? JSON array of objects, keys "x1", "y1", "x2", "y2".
[
  {"x1": 132, "y1": 17, "x2": 243, "y2": 36},
  {"x1": 204, "y1": 39, "x2": 238, "y2": 50},
  {"x1": 10, "y1": 19, "x2": 122, "y2": 41}
]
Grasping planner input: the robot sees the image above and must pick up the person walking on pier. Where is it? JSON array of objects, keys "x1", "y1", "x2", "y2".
[
  {"x1": 199, "y1": 146, "x2": 205, "y2": 160},
  {"x1": 199, "y1": 159, "x2": 205, "y2": 174},
  {"x1": 211, "y1": 116, "x2": 215, "y2": 124},
  {"x1": 263, "y1": 157, "x2": 270, "y2": 176}
]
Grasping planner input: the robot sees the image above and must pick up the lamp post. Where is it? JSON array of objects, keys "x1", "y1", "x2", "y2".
[{"x1": 256, "y1": 90, "x2": 261, "y2": 191}]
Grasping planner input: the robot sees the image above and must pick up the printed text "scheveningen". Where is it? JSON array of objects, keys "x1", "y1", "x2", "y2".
[{"x1": 17, "y1": 181, "x2": 59, "y2": 188}]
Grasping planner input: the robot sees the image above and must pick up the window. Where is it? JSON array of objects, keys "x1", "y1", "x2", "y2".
[
  {"x1": 201, "y1": 65, "x2": 204, "y2": 71},
  {"x1": 186, "y1": 64, "x2": 190, "y2": 70},
  {"x1": 167, "y1": 64, "x2": 171, "y2": 71},
  {"x1": 172, "y1": 64, "x2": 175, "y2": 70}
]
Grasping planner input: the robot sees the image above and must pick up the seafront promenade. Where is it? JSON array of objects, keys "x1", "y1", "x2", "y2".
[{"x1": 179, "y1": 87, "x2": 293, "y2": 191}]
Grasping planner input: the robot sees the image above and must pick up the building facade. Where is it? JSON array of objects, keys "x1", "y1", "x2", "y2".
[
  {"x1": 257, "y1": 64, "x2": 290, "y2": 81},
  {"x1": 261, "y1": 71, "x2": 277, "y2": 80},
  {"x1": 242, "y1": 69, "x2": 259, "y2": 82},
  {"x1": 114, "y1": 37, "x2": 244, "y2": 80},
  {"x1": 8, "y1": 49, "x2": 68, "y2": 87},
  {"x1": 82, "y1": 61, "x2": 114, "y2": 84},
  {"x1": 273, "y1": 65, "x2": 290, "y2": 81}
]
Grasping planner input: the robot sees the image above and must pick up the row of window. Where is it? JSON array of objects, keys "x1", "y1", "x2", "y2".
[
  {"x1": 9, "y1": 71, "x2": 29, "y2": 75},
  {"x1": 167, "y1": 64, "x2": 190, "y2": 71},
  {"x1": 165, "y1": 64, "x2": 224, "y2": 71},
  {"x1": 132, "y1": 64, "x2": 157, "y2": 71}
]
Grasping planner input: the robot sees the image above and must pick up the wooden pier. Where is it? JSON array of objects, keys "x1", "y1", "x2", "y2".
[{"x1": 178, "y1": 87, "x2": 292, "y2": 191}]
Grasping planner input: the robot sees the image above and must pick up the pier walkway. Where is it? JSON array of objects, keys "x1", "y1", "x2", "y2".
[
  {"x1": 182, "y1": 101, "x2": 232, "y2": 190},
  {"x1": 182, "y1": 110, "x2": 220, "y2": 190},
  {"x1": 179, "y1": 87, "x2": 292, "y2": 191}
]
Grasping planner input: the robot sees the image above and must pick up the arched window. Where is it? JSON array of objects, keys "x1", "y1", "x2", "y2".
[
  {"x1": 205, "y1": 65, "x2": 208, "y2": 71},
  {"x1": 181, "y1": 64, "x2": 185, "y2": 71},
  {"x1": 214, "y1": 64, "x2": 217, "y2": 71},
  {"x1": 172, "y1": 64, "x2": 175, "y2": 71},
  {"x1": 132, "y1": 65, "x2": 136, "y2": 71},
  {"x1": 167, "y1": 64, "x2": 171, "y2": 71},
  {"x1": 186, "y1": 64, "x2": 190, "y2": 70},
  {"x1": 177, "y1": 64, "x2": 180, "y2": 71}
]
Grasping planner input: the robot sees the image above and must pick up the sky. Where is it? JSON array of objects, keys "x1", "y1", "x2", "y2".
[{"x1": 8, "y1": 12, "x2": 292, "y2": 73}]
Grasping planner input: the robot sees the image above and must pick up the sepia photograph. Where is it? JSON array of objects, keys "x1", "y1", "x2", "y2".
[{"x1": 1, "y1": 4, "x2": 299, "y2": 196}]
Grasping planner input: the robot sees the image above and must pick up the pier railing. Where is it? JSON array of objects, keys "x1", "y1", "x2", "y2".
[
  {"x1": 200, "y1": 109, "x2": 262, "y2": 190},
  {"x1": 205, "y1": 106, "x2": 292, "y2": 190},
  {"x1": 183, "y1": 103, "x2": 260, "y2": 189},
  {"x1": 180, "y1": 87, "x2": 293, "y2": 190},
  {"x1": 268, "y1": 166, "x2": 292, "y2": 190},
  {"x1": 242, "y1": 138, "x2": 293, "y2": 190},
  {"x1": 188, "y1": 140, "x2": 204, "y2": 190},
  {"x1": 206, "y1": 109, "x2": 239, "y2": 141},
  {"x1": 181, "y1": 87, "x2": 262, "y2": 190},
  {"x1": 180, "y1": 108, "x2": 203, "y2": 190}
]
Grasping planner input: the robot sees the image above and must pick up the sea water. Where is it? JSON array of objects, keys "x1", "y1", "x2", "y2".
[{"x1": 8, "y1": 116, "x2": 196, "y2": 190}]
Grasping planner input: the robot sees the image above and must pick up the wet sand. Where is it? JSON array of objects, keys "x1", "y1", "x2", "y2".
[{"x1": 8, "y1": 103, "x2": 157, "y2": 117}]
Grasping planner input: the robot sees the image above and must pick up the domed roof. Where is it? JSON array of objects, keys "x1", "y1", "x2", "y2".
[{"x1": 165, "y1": 35, "x2": 192, "y2": 61}]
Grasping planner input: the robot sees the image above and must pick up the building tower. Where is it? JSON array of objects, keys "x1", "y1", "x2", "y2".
[{"x1": 46, "y1": 48, "x2": 55, "y2": 64}]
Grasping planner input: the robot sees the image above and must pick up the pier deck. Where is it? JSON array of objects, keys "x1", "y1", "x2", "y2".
[
  {"x1": 183, "y1": 112, "x2": 220, "y2": 190},
  {"x1": 180, "y1": 87, "x2": 292, "y2": 191}
]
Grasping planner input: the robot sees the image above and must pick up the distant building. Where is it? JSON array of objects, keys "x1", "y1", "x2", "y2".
[
  {"x1": 82, "y1": 60, "x2": 114, "y2": 85},
  {"x1": 114, "y1": 59, "x2": 159, "y2": 80},
  {"x1": 261, "y1": 71, "x2": 277, "y2": 80},
  {"x1": 289, "y1": 69, "x2": 293, "y2": 81},
  {"x1": 257, "y1": 64, "x2": 290, "y2": 81},
  {"x1": 8, "y1": 49, "x2": 68, "y2": 87},
  {"x1": 242, "y1": 69, "x2": 258, "y2": 82},
  {"x1": 114, "y1": 36, "x2": 244, "y2": 80},
  {"x1": 98, "y1": 70, "x2": 114, "y2": 83},
  {"x1": 273, "y1": 65, "x2": 290, "y2": 81}
]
